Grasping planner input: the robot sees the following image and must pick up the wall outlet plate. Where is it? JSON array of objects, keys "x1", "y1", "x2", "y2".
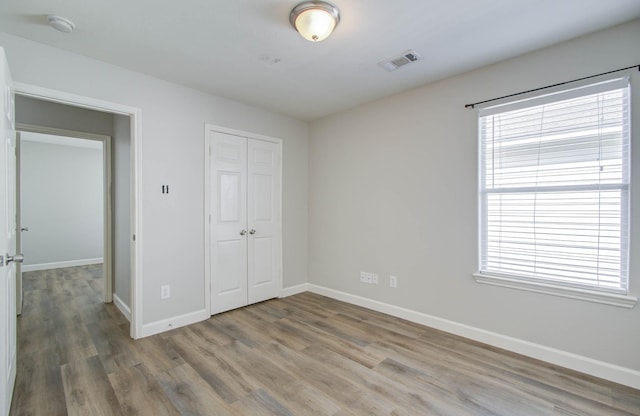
[
  {"x1": 361, "y1": 271, "x2": 379, "y2": 284},
  {"x1": 390, "y1": 275, "x2": 397, "y2": 288}
]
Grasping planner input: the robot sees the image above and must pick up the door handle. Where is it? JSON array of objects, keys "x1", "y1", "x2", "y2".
[
  {"x1": 21, "y1": 227, "x2": 29, "y2": 232},
  {"x1": 5, "y1": 254, "x2": 24, "y2": 265},
  {"x1": 239, "y1": 229, "x2": 247, "y2": 236},
  {"x1": 249, "y1": 229, "x2": 256, "y2": 235}
]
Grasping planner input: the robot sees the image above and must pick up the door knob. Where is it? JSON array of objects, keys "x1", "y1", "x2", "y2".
[
  {"x1": 249, "y1": 229, "x2": 256, "y2": 235},
  {"x1": 239, "y1": 230, "x2": 247, "y2": 236},
  {"x1": 5, "y1": 254, "x2": 24, "y2": 265},
  {"x1": 21, "y1": 227, "x2": 29, "y2": 232}
]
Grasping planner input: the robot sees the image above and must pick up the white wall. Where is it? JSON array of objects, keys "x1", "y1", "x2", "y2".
[
  {"x1": 309, "y1": 18, "x2": 640, "y2": 376},
  {"x1": 0, "y1": 32, "x2": 309, "y2": 328},
  {"x1": 113, "y1": 114, "x2": 131, "y2": 309},
  {"x1": 20, "y1": 134, "x2": 103, "y2": 267}
]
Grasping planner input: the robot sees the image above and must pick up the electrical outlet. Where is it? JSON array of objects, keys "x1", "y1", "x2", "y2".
[
  {"x1": 389, "y1": 275, "x2": 397, "y2": 288},
  {"x1": 161, "y1": 285, "x2": 171, "y2": 299},
  {"x1": 360, "y1": 271, "x2": 379, "y2": 284}
]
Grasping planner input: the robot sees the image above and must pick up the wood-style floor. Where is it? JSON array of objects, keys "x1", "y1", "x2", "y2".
[{"x1": 9, "y1": 266, "x2": 640, "y2": 415}]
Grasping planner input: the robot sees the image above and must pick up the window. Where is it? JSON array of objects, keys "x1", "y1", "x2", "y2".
[{"x1": 476, "y1": 77, "x2": 632, "y2": 303}]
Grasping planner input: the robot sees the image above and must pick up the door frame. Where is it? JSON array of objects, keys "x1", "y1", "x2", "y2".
[
  {"x1": 14, "y1": 82, "x2": 143, "y2": 339},
  {"x1": 204, "y1": 124, "x2": 283, "y2": 315},
  {"x1": 15, "y1": 132, "x2": 21, "y2": 315},
  {"x1": 16, "y1": 124, "x2": 113, "y2": 303}
]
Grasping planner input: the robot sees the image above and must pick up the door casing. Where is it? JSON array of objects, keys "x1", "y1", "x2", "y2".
[
  {"x1": 14, "y1": 82, "x2": 143, "y2": 339},
  {"x1": 15, "y1": 133, "x2": 21, "y2": 316}
]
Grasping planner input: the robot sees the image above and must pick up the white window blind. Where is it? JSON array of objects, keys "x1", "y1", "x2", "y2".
[{"x1": 479, "y1": 77, "x2": 630, "y2": 294}]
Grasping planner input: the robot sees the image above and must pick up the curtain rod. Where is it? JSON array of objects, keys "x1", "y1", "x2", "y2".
[{"x1": 464, "y1": 64, "x2": 639, "y2": 109}]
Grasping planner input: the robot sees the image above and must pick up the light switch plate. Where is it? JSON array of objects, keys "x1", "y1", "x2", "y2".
[{"x1": 161, "y1": 285, "x2": 171, "y2": 299}]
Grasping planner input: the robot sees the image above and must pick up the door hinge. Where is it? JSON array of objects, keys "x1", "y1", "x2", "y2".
[{"x1": 133, "y1": 234, "x2": 136, "y2": 242}]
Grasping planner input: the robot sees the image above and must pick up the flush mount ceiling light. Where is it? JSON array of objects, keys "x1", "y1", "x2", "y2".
[
  {"x1": 47, "y1": 15, "x2": 75, "y2": 33},
  {"x1": 290, "y1": 1, "x2": 340, "y2": 42}
]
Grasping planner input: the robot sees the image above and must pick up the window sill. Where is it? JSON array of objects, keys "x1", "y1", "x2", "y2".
[{"x1": 473, "y1": 272, "x2": 638, "y2": 308}]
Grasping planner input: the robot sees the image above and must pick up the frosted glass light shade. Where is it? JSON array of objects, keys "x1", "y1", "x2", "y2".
[{"x1": 290, "y1": 2, "x2": 340, "y2": 42}]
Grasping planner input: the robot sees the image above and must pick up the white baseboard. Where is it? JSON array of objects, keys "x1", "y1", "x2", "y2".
[
  {"x1": 308, "y1": 284, "x2": 640, "y2": 390},
  {"x1": 140, "y1": 309, "x2": 210, "y2": 338},
  {"x1": 112, "y1": 293, "x2": 131, "y2": 322},
  {"x1": 22, "y1": 258, "x2": 103, "y2": 272},
  {"x1": 281, "y1": 283, "x2": 309, "y2": 298}
]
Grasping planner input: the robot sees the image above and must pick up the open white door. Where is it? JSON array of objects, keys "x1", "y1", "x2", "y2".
[{"x1": 0, "y1": 47, "x2": 18, "y2": 416}]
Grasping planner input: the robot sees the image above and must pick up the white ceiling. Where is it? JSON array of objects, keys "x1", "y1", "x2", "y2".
[{"x1": 1, "y1": 0, "x2": 639, "y2": 121}]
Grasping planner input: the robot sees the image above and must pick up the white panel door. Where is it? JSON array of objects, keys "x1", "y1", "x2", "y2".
[
  {"x1": 247, "y1": 139, "x2": 281, "y2": 304},
  {"x1": 210, "y1": 132, "x2": 248, "y2": 315},
  {"x1": 0, "y1": 47, "x2": 17, "y2": 416},
  {"x1": 208, "y1": 128, "x2": 282, "y2": 315}
]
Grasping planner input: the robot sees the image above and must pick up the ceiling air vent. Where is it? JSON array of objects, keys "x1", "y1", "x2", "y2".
[{"x1": 379, "y1": 50, "x2": 422, "y2": 72}]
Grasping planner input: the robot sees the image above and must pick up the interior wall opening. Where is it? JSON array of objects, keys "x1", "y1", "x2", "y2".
[{"x1": 14, "y1": 95, "x2": 132, "y2": 321}]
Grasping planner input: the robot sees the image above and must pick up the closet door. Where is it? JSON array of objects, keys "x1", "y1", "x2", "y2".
[
  {"x1": 210, "y1": 132, "x2": 248, "y2": 315},
  {"x1": 247, "y1": 139, "x2": 281, "y2": 304}
]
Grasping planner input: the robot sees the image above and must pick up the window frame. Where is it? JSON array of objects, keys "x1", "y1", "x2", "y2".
[{"x1": 474, "y1": 76, "x2": 637, "y2": 308}]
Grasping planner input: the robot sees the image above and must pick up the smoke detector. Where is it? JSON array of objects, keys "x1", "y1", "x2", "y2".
[
  {"x1": 47, "y1": 15, "x2": 75, "y2": 33},
  {"x1": 379, "y1": 50, "x2": 422, "y2": 72}
]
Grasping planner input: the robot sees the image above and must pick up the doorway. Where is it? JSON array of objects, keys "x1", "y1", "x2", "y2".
[
  {"x1": 16, "y1": 126, "x2": 112, "y2": 310},
  {"x1": 14, "y1": 83, "x2": 142, "y2": 338}
]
